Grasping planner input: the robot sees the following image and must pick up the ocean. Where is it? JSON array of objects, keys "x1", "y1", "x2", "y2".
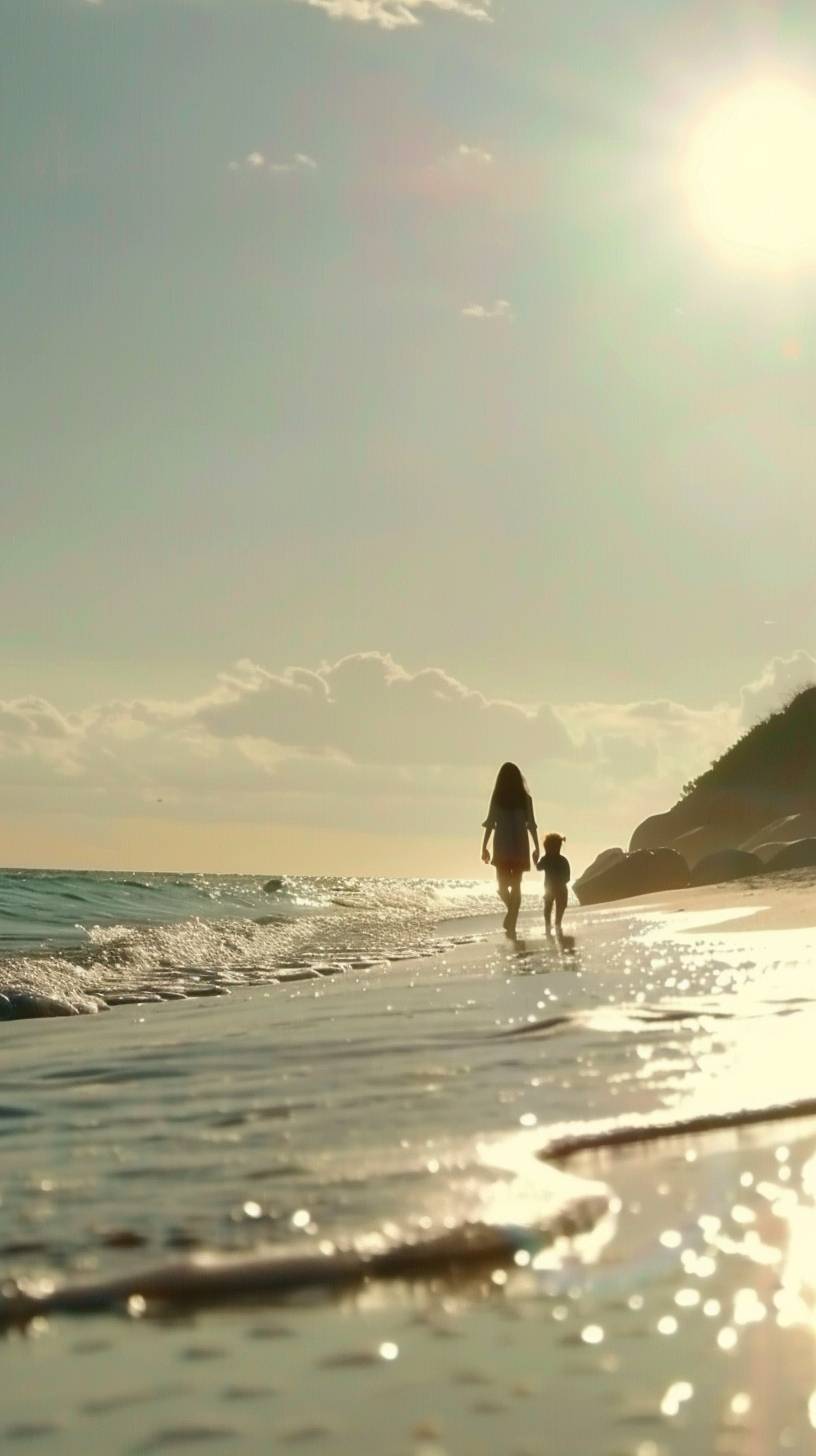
[
  {"x1": 0, "y1": 869, "x2": 497, "y2": 1018},
  {"x1": 4, "y1": 868, "x2": 816, "y2": 1452}
]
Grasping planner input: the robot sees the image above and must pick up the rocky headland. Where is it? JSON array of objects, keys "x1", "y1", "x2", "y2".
[{"x1": 575, "y1": 685, "x2": 816, "y2": 905}]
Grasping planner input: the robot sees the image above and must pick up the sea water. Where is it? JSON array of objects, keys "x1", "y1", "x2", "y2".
[
  {"x1": 5, "y1": 869, "x2": 816, "y2": 1452},
  {"x1": 0, "y1": 870, "x2": 498, "y2": 1017},
  {"x1": 4, "y1": 869, "x2": 816, "y2": 1283}
]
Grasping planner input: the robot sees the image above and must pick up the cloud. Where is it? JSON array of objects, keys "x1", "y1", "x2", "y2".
[
  {"x1": 739, "y1": 650, "x2": 816, "y2": 726},
  {"x1": 193, "y1": 652, "x2": 575, "y2": 766},
  {"x1": 461, "y1": 299, "x2": 512, "y2": 321},
  {"x1": 0, "y1": 698, "x2": 83, "y2": 781},
  {"x1": 558, "y1": 696, "x2": 737, "y2": 788},
  {"x1": 0, "y1": 698, "x2": 76, "y2": 741},
  {"x1": 269, "y1": 153, "x2": 318, "y2": 175},
  {"x1": 405, "y1": 141, "x2": 498, "y2": 206},
  {"x1": 297, "y1": 0, "x2": 491, "y2": 29},
  {"x1": 0, "y1": 653, "x2": 572, "y2": 836},
  {"x1": 229, "y1": 152, "x2": 317, "y2": 176},
  {"x1": 3, "y1": 650, "x2": 812, "y2": 859},
  {"x1": 455, "y1": 144, "x2": 493, "y2": 165}
]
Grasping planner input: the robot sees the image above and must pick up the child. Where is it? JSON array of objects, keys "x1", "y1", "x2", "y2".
[{"x1": 536, "y1": 833, "x2": 571, "y2": 936}]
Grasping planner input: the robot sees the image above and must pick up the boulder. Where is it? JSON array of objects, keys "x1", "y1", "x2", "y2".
[
  {"x1": 741, "y1": 812, "x2": 816, "y2": 853},
  {"x1": 574, "y1": 849, "x2": 689, "y2": 906},
  {"x1": 630, "y1": 792, "x2": 793, "y2": 861},
  {"x1": 689, "y1": 849, "x2": 763, "y2": 887},
  {"x1": 626, "y1": 689, "x2": 816, "y2": 879},
  {"x1": 750, "y1": 841, "x2": 790, "y2": 864},
  {"x1": 765, "y1": 838, "x2": 816, "y2": 873},
  {"x1": 573, "y1": 848, "x2": 625, "y2": 899},
  {"x1": 651, "y1": 847, "x2": 691, "y2": 890},
  {"x1": 669, "y1": 825, "x2": 733, "y2": 869},
  {"x1": 629, "y1": 811, "x2": 686, "y2": 854}
]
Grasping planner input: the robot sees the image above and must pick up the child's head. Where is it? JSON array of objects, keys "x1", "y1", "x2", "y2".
[{"x1": 543, "y1": 832, "x2": 565, "y2": 854}]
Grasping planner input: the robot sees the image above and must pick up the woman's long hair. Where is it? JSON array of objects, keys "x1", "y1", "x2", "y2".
[{"x1": 490, "y1": 761, "x2": 529, "y2": 811}]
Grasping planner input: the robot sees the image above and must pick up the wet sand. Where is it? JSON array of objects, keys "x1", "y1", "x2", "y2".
[{"x1": 6, "y1": 1118, "x2": 816, "y2": 1455}]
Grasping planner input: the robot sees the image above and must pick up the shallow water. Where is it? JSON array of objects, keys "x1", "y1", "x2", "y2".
[
  {"x1": 4, "y1": 881, "x2": 816, "y2": 1294},
  {"x1": 6, "y1": 874, "x2": 816, "y2": 1451}
]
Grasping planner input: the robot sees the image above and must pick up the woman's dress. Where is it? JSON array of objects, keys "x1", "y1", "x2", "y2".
[{"x1": 482, "y1": 795, "x2": 537, "y2": 873}]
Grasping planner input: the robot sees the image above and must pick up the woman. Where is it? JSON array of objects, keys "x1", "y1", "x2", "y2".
[{"x1": 481, "y1": 762, "x2": 540, "y2": 935}]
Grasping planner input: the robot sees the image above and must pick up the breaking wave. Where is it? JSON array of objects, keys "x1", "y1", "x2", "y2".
[{"x1": 0, "y1": 870, "x2": 497, "y2": 1018}]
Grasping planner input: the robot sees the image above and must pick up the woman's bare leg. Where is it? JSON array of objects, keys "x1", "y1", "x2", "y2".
[
  {"x1": 495, "y1": 870, "x2": 513, "y2": 928},
  {"x1": 505, "y1": 871, "x2": 522, "y2": 935}
]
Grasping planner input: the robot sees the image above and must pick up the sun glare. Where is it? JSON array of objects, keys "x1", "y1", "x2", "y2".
[{"x1": 685, "y1": 78, "x2": 816, "y2": 269}]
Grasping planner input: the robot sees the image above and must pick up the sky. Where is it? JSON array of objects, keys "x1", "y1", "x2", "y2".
[{"x1": 3, "y1": 0, "x2": 816, "y2": 875}]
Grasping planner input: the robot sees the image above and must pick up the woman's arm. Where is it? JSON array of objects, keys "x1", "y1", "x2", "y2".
[
  {"x1": 527, "y1": 798, "x2": 540, "y2": 863},
  {"x1": 481, "y1": 803, "x2": 495, "y2": 864}
]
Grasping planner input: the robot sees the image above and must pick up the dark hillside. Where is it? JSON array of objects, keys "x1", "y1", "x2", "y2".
[
  {"x1": 630, "y1": 685, "x2": 816, "y2": 858},
  {"x1": 683, "y1": 686, "x2": 816, "y2": 801}
]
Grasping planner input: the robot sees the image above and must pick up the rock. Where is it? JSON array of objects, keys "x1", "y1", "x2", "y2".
[
  {"x1": 650, "y1": 847, "x2": 691, "y2": 889},
  {"x1": 0, "y1": 991, "x2": 79, "y2": 1019},
  {"x1": 584, "y1": 847, "x2": 626, "y2": 877},
  {"x1": 263, "y1": 878, "x2": 284, "y2": 894},
  {"x1": 765, "y1": 838, "x2": 816, "y2": 872},
  {"x1": 689, "y1": 849, "x2": 763, "y2": 887},
  {"x1": 630, "y1": 795, "x2": 792, "y2": 861},
  {"x1": 574, "y1": 849, "x2": 689, "y2": 906},
  {"x1": 750, "y1": 841, "x2": 790, "y2": 863},
  {"x1": 626, "y1": 689, "x2": 816, "y2": 878},
  {"x1": 668, "y1": 825, "x2": 733, "y2": 869},
  {"x1": 741, "y1": 812, "x2": 816, "y2": 853},
  {"x1": 573, "y1": 848, "x2": 625, "y2": 899},
  {"x1": 629, "y1": 811, "x2": 685, "y2": 854}
]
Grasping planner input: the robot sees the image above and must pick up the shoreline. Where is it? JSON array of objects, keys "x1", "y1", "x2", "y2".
[{"x1": 5, "y1": 875, "x2": 816, "y2": 1452}]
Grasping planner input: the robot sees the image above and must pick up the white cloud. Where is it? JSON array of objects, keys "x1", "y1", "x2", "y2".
[
  {"x1": 0, "y1": 698, "x2": 83, "y2": 780},
  {"x1": 229, "y1": 152, "x2": 317, "y2": 176},
  {"x1": 558, "y1": 696, "x2": 738, "y2": 789},
  {"x1": 3, "y1": 651, "x2": 811, "y2": 859},
  {"x1": 739, "y1": 650, "x2": 816, "y2": 726},
  {"x1": 269, "y1": 152, "x2": 318, "y2": 175},
  {"x1": 414, "y1": 142, "x2": 497, "y2": 205},
  {"x1": 229, "y1": 153, "x2": 265, "y2": 173},
  {"x1": 0, "y1": 698, "x2": 76, "y2": 740},
  {"x1": 0, "y1": 653, "x2": 571, "y2": 837},
  {"x1": 193, "y1": 652, "x2": 575, "y2": 766},
  {"x1": 297, "y1": 0, "x2": 491, "y2": 29},
  {"x1": 461, "y1": 299, "x2": 512, "y2": 321},
  {"x1": 456, "y1": 143, "x2": 493, "y2": 165}
]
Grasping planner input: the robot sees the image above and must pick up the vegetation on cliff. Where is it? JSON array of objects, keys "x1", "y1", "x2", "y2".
[{"x1": 682, "y1": 685, "x2": 816, "y2": 802}]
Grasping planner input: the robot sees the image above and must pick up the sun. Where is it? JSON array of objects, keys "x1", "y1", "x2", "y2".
[{"x1": 684, "y1": 78, "x2": 816, "y2": 269}]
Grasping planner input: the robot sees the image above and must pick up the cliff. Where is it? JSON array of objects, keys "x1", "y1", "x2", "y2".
[{"x1": 630, "y1": 685, "x2": 816, "y2": 864}]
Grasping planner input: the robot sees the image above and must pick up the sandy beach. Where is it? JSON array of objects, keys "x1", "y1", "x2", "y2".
[{"x1": 4, "y1": 872, "x2": 816, "y2": 1453}]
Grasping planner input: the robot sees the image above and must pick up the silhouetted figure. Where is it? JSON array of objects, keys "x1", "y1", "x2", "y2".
[
  {"x1": 481, "y1": 763, "x2": 540, "y2": 936},
  {"x1": 536, "y1": 833, "x2": 570, "y2": 936}
]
